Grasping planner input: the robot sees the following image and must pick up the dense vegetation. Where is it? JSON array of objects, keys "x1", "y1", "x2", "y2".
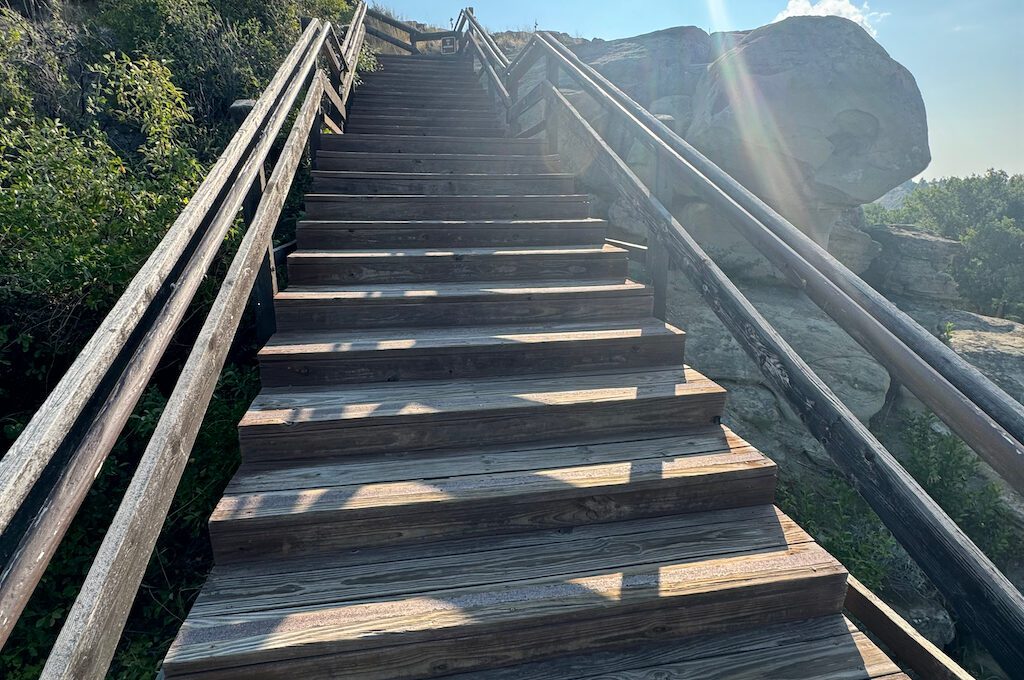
[
  {"x1": 0, "y1": 1, "x2": 359, "y2": 676},
  {"x1": 866, "y1": 170, "x2": 1024, "y2": 322}
]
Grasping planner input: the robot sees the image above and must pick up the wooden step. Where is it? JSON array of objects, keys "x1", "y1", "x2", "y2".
[
  {"x1": 440, "y1": 615, "x2": 902, "y2": 680},
  {"x1": 237, "y1": 366, "x2": 726, "y2": 461},
  {"x1": 320, "y1": 133, "x2": 544, "y2": 155},
  {"x1": 274, "y1": 279, "x2": 652, "y2": 331},
  {"x1": 164, "y1": 507, "x2": 846, "y2": 678},
  {"x1": 286, "y1": 244, "x2": 626, "y2": 285},
  {"x1": 361, "y1": 74, "x2": 482, "y2": 88},
  {"x1": 303, "y1": 194, "x2": 589, "y2": 220},
  {"x1": 213, "y1": 429, "x2": 775, "y2": 562},
  {"x1": 352, "y1": 93, "x2": 494, "y2": 109},
  {"x1": 296, "y1": 218, "x2": 607, "y2": 249},
  {"x1": 346, "y1": 112, "x2": 501, "y2": 128},
  {"x1": 313, "y1": 151, "x2": 560, "y2": 173},
  {"x1": 348, "y1": 106, "x2": 501, "y2": 121},
  {"x1": 309, "y1": 171, "x2": 574, "y2": 195},
  {"x1": 258, "y1": 319, "x2": 684, "y2": 387},
  {"x1": 340, "y1": 124, "x2": 505, "y2": 137},
  {"x1": 357, "y1": 81, "x2": 486, "y2": 96}
]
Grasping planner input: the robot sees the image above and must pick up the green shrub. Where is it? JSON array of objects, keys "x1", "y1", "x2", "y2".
[
  {"x1": 902, "y1": 415, "x2": 1016, "y2": 564},
  {"x1": 867, "y1": 170, "x2": 1024, "y2": 320}
]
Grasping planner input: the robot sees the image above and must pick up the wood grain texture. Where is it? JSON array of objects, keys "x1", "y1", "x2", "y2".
[
  {"x1": 303, "y1": 193, "x2": 590, "y2": 220},
  {"x1": 273, "y1": 279, "x2": 653, "y2": 331},
  {"x1": 238, "y1": 367, "x2": 725, "y2": 461},
  {"x1": 313, "y1": 151, "x2": 560, "y2": 174},
  {"x1": 844, "y1": 575, "x2": 973, "y2": 679},
  {"x1": 165, "y1": 542, "x2": 845, "y2": 676},
  {"x1": 321, "y1": 133, "x2": 544, "y2": 154},
  {"x1": 258, "y1": 319, "x2": 683, "y2": 386},
  {"x1": 309, "y1": 171, "x2": 575, "y2": 195},
  {"x1": 296, "y1": 217, "x2": 605, "y2": 248},
  {"x1": 285, "y1": 244, "x2": 625, "y2": 285}
]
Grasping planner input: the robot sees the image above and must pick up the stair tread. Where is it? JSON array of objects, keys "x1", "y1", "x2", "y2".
[
  {"x1": 439, "y1": 615, "x2": 901, "y2": 680},
  {"x1": 260, "y1": 318, "x2": 680, "y2": 359},
  {"x1": 310, "y1": 171, "x2": 573, "y2": 180},
  {"x1": 228, "y1": 424, "x2": 745, "y2": 493},
  {"x1": 287, "y1": 244, "x2": 622, "y2": 259},
  {"x1": 304, "y1": 193, "x2": 589, "y2": 200},
  {"x1": 199, "y1": 505, "x2": 802, "y2": 612},
  {"x1": 275, "y1": 278, "x2": 649, "y2": 301},
  {"x1": 240, "y1": 366, "x2": 720, "y2": 428},
  {"x1": 315, "y1": 151, "x2": 559, "y2": 161},
  {"x1": 298, "y1": 217, "x2": 601, "y2": 226},
  {"x1": 326, "y1": 133, "x2": 540, "y2": 143},
  {"x1": 216, "y1": 429, "x2": 772, "y2": 521},
  {"x1": 164, "y1": 509, "x2": 844, "y2": 672}
]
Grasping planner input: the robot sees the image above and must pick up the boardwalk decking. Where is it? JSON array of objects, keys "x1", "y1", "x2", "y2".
[{"x1": 163, "y1": 53, "x2": 905, "y2": 679}]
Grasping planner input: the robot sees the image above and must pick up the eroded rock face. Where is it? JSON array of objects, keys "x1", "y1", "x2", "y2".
[
  {"x1": 865, "y1": 225, "x2": 962, "y2": 303},
  {"x1": 686, "y1": 16, "x2": 930, "y2": 245},
  {"x1": 570, "y1": 27, "x2": 711, "y2": 106}
]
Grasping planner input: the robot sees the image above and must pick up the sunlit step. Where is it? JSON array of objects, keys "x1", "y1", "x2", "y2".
[
  {"x1": 213, "y1": 425, "x2": 772, "y2": 562},
  {"x1": 165, "y1": 505, "x2": 845, "y2": 678}
]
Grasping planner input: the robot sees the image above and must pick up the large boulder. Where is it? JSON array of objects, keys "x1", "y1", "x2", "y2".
[
  {"x1": 570, "y1": 27, "x2": 711, "y2": 106},
  {"x1": 686, "y1": 16, "x2": 930, "y2": 248}
]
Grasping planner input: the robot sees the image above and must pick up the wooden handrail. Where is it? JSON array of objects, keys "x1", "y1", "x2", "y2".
[
  {"x1": 0, "y1": 4, "x2": 369, "y2": 672},
  {"x1": 469, "y1": 13, "x2": 1022, "y2": 670},
  {"x1": 0, "y1": 19, "x2": 327, "y2": 647}
]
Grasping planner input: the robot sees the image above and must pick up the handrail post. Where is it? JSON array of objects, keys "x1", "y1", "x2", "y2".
[
  {"x1": 243, "y1": 167, "x2": 277, "y2": 345},
  {"x1": 544, "y1": 57, "x2": 559, "y2": 153},
  {"x1": 231, "y1": 99, "x2": 277, "y2": 344},
  {"x1": 507, "y1": 80, "x2": 518, "y2": 135}
]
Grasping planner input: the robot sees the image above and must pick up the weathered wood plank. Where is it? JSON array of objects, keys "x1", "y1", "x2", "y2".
[
  {"x1": 238, "y1": 369, "x2": 724, "y2": 461},
  {"x1": 164, "y1": 543, "x2": 845, "y2": 676},
  {"x1": 308, "y1": 171, "x2": 575, "y2": 195},
  {"x1": 285, "y1": 244, "x2": 625, "y2": 285},
  {"x1": 200, "y1": 505, "x2": 801, "y2": 616},
  {"x1": 295, "y1": 217, "x2": 605, "y2": 249},
  {"x1": 258, "y1": 319, "x2": 682, "y2": 386},
  {"x1": 313, "y1": 151, "x2": 560, "y2": 174},
  {"x1": 844, "y1": 575, "x2": 973, "y2": 679},
  {"x1": 303, "y1": 193, "x2": 589, "y2": 220}
]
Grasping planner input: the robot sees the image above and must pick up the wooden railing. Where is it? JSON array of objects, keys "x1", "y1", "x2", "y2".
[
  {"x1": 456, "y1": 11, "x2": 1023, "y2": 674},
  {"x1": 0, "y1": 7, "x2": 367, "y2": 677},
  {"x1": 364, "y1": 7, "x2": 459, "y2": 54}
]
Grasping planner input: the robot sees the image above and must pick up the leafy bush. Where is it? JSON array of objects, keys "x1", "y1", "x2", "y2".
[
  {"x1": 902, "y1": 415, "x2": 1016, "y2": 564},
  {"x1": 0, "y1": 0, "x2": 354, "y2": 674},
  {"x1": 866, "y1": 170, "x2": 1024, "y2": 321}
]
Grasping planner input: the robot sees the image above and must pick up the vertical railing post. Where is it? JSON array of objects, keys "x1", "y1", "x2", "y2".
[
  {"x1": 650, "y1": 145, "x2": 671, "y2": 319},
  {"x1": 230, "y1": 99, "x2": 278, "y2": 344},
  {"x1": 243, "y1": 167, "x2": 279, "y2": 345},
  {"x1": 545, "y1": 57, "x2": 559, "y2": 153},
  {"x1": 507, "y1": 79, "x2": 518, "y2": 136}
]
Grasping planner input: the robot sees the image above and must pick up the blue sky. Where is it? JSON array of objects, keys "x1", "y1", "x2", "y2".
[{"x1": 379, "y1": 0, "x2": 1024, "y2": 180}]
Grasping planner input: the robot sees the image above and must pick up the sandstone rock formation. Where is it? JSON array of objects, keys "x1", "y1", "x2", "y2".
[
  {"x1": 687, "y1": 17, "x2": 930, "y2": 244},
  {"x1": 558, "y1": 15, "x2": 929, "y2": 278}
]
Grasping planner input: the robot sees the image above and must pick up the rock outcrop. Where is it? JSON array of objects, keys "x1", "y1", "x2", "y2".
[
  {"x1": 557, "y1": 15, "x2": 929, "y2": 278},
  {"x1": 865, "y1": 225, "x2": 963, "y2": 302},
  {"x1": 687, "y1": 17, "x2": 930, "y2": 244}
]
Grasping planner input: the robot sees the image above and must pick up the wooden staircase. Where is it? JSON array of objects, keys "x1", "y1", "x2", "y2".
[{"x1": 162, "y1": 53, "x2": 907, "y2": 679}]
